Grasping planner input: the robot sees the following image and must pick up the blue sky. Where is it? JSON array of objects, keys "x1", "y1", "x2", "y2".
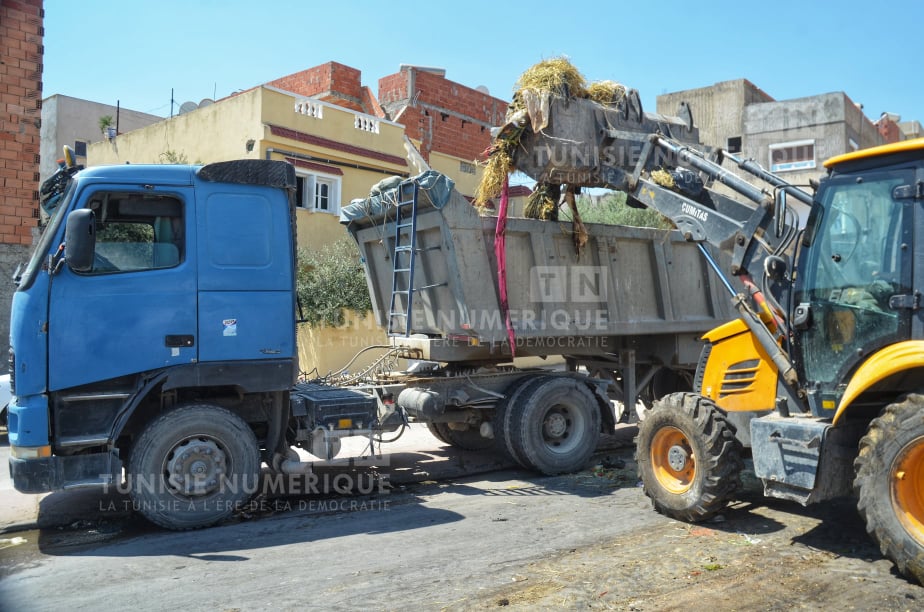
[{"x1": 46, "y1": 0, "x2": 922, "y2": 126}]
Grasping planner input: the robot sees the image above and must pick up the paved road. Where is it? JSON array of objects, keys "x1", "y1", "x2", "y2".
[{"x1": 2, "y1": 427, "x2": 924, "y2": 610}]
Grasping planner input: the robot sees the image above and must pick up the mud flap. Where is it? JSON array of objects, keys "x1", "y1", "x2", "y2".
[{"x1": 751, "y1": 416, "x2": 864, "y2": 505}]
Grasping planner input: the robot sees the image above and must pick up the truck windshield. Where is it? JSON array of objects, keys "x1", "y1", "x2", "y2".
[
  {"x1": 795, "y1": 169, "x2": 913, "y2": 389},
  {"x1": 17, "y1": 178, "x2": 76, "y2": 291}
]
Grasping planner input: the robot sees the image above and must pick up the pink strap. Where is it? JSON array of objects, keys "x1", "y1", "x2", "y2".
[{"x1": 494, "y1": 175, "x2": 516, "y2": 357}]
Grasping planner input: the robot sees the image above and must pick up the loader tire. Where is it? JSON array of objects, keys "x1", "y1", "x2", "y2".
[
  {"x1": 636, "y1": 392, "x2": 742, "y2": 522},
  {"x1": 128, "y1": 404, "x2": 260, "y2": 530},
  {"x1": 855, "y1": 394, "x2": 924, "y2": 586},
  {"x1": 506, "y1": 376, "x2": 601, "y2": 475}
]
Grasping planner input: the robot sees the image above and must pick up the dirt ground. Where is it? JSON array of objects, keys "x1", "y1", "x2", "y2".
[{"x1": 449, "y1": 452, "x2": 924, "y2": 611}]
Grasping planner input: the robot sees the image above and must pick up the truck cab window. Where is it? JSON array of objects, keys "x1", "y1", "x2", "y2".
[{"x1": 84, "y1": 193, "x2": 184, "y2": 274}]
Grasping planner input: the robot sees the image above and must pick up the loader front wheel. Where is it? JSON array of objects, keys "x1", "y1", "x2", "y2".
[
  {"x1": 855, "y1": 394, "x2": 924, "y2": 585},
  {"x1": 636, "y1": 392, "x2": 742, "y2": 522}
]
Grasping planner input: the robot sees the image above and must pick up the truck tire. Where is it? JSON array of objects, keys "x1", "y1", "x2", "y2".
[
  {"x1": 495, "y1": 375, "x2": 550, "y2": 465},
  {"x1": 636, "y1": 392, "x2": 742, "y2": 522},
  {"x1": 507, "y1": 376, "x2": 601, "y2": 475},
  {"x1": 855, "y1": 394, "x2": 924, "y2": 585},
  {"x1": 127, "y1": 403, "x2": 260, "y2": 530},
  {"x1": 433, "y1": 423, "x2": 495, "y2": 451},
  {"x1": 426, "y1": 422, "x2": 449, "y2": 444}
]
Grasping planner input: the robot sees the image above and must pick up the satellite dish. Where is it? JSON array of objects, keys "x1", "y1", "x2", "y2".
[
  {"x1": 199, "y1": 98, "x2": 214, "y2": 108},
  {"x1": 476, "y1": 85, "x2": 490, "y2": 95},
  {"x1": 178, "y1": 101, "x2": 198, "y2": 114}
]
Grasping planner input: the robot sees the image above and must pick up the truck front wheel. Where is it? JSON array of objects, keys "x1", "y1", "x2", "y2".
[
  {"x1": 856, "y1": 394, "x2": 924, "y2": 585},
  {"x1": 636, "y1": 392, "x2": 742, "y2": 522},
  {"x1": 127, "y1": 404, "x2": 260, "y2": 530}
]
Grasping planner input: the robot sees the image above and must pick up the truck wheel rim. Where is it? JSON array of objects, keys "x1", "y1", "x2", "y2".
[
  {"x1": 650, "y1": 426, "x2": 694, "y2": 494},
  {"x1": 165, "y1": 436, "x2": 227, "y2": 497},
  {"x1": 542, "y1": 403, "x2": 584, "y2": 454},
  {"x1": 892, "y1": 437, "x2": 924, "y2": 543}
]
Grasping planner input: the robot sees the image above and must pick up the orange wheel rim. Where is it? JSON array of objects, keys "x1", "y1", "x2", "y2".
[
  {"x1": 892, "y1": 437, "x2": 924, "y2": 545},
  {"x1": 650, "y1": 425, "x2": 695, "y2": 494}
]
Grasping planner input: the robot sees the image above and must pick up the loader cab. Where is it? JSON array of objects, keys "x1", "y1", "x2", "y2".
[{"x1": 791, "y1": 140, "x2": 923, "y2": 414}]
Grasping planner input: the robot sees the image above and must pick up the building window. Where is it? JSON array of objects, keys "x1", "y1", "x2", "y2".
[
  {"x1": 726, "y1": 136, "x2": 742, "y2": 154},
  {"x1": 74, "y1": 140, "x2": 88, "y2": 157},
  {"x1": 769, "y1": 140, "x2": 816, "y2": 173},
  {"x1": 459, "y1": 161, "x2": 476, "y2": 175},
  {"x1": 295, "y1": 172, "x2": 340, "y2": 214}
]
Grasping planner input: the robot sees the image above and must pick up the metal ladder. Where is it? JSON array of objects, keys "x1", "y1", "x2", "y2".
[{"x1": 387, "y1": 180, "x2": 419, "y2": 336}]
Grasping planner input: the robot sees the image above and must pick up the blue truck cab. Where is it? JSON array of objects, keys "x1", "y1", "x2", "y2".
[{"x1": 7, "y1": 159, "x2": 301, "y2": 528}]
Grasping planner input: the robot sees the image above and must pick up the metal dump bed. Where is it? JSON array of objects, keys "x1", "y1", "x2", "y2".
[{"x1": 341, "y1": 172, "x2": 734, "y2": 364}]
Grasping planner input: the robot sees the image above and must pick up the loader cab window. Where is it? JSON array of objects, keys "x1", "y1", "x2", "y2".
[
  {"x1": 795, "y1": 169, "x2": 913, "y2": 389},
  {"x1": 82, "y1": 193, "x2": 184, "y2": 275}
]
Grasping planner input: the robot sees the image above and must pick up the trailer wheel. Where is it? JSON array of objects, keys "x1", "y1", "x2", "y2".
[
  {"x1": 507, "y1": 376, "x2": 601, "y2": 474},
  {"x1": 432, "y1": 423, "x2": 494, "y2": 451},
  {"x1": 855, "y1": 394, "x2": 924, "y2": 585},
  {"x1": 494, "y1": 375, "x2": 550, "y2": 464},
  {"x1": 127, "y1": 404, "x2": 260, "y2": 530},
  {"x1": 426, "y1": 422, "x2": 449, "y2": 444},
  {"x1": 636, "y1": 392, "x2": 742, "y2": 522}
]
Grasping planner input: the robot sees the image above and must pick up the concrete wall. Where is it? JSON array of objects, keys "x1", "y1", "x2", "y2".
[
  {"x1": 88, "y1": 88, "x2": 266, "y2": 166},
  {"x1": 743, "y1": 92, "x2": 883, "y2": 189},
  {"x1": 296, "y1": 311, "x2": 387, "y2": 377},
  {"x1": 40, "y1": 95, "x2": 162, "y2": 180},
  {"x1": 656, "y1": 79, "x2": 773, "y2": 150}
]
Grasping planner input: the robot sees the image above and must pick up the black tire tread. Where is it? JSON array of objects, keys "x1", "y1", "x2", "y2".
[
  {"x1": 636, "y1": 392, "x2": 743, "y2": 522},
  {"x1": 128, "y1": 403, "x2": 259, "y2": 530},
  {"x1": 855, "y1": 393, "x2": 924, "y2": 585},
  {"x1": 507, "y1": 376, "x2": 601, "y2": 475}
]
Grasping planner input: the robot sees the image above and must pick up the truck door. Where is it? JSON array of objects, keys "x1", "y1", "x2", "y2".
[
  {"x1": 48, "y1": 187, "x2": 197, "y2": 390},
  {"x1": 793, "y1": 168, "x2": 914, "y2": 404}
]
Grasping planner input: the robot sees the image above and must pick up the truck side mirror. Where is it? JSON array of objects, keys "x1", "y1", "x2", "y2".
[
  {"x1": 65, "y1": 208, "x2": 96, "y2": 273},
  {"x1": 774, "y1": 190, "x2": 788, "y2": 238}
]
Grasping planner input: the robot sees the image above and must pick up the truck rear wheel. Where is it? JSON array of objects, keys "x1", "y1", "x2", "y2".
[
  {"x1": 127, "y1": 404, "x2": 260, "y2": 530},
  {"x1": 855, "y1": 394, "x2": 924, "y2": 585},
  {"x1": 506, "y1": 376, "x2": 601, "y2": 475},
  {"x1": 636, "y1": 392, "x2": 742, "y2": 522}
]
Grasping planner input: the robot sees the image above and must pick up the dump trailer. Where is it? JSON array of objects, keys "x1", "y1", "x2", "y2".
[
  {"x1": 340, "y1": 171, "x2": 735, "y2": 469},
  {"x1": 484, "y1": 73, "x2": 924, "y2": 584}
]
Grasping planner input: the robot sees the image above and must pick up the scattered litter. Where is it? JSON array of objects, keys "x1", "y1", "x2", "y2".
[{"x1": 737, "y1": 532, "x2": 762, "y2": 545}]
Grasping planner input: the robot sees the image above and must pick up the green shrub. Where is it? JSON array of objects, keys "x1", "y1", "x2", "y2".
[
  {"x1": 296, "y1": 238, "x2": 372, "y2": 326},
  {"x1": 564, "y1": 191, "x2": 672, "y2": 229}
]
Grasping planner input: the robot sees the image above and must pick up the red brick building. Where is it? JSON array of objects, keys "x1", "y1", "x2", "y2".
[
  {"x1": 0, "y1": 0, "x2": 43, "y2": 358},
  {"x1": 1, "y1": 0, "x2": 43, "y2": 246},
  {"x1": 378, "y1": 65, "x2": 507, "y2": 165}
]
